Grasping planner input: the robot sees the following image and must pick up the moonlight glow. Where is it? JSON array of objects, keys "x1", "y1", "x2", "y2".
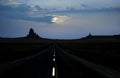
[{"x1": 52, "y1": 16, "x2": 69, "y2": 23}]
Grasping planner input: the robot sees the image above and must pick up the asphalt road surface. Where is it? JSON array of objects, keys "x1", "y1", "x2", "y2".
[
  {"x1": 55, "y1": 45, "x2": 120, "y2": 78},
  {"x1": 0, "y1": 46, "x2": 54, "y2": 78},
  {"x1": 0, "y1": 44, "x2": 120, "y2": 78}
]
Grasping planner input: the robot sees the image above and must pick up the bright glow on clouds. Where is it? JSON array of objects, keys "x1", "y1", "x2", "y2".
[{"x1": 52, "y1": 16, "x2": 69, "y2": 23}]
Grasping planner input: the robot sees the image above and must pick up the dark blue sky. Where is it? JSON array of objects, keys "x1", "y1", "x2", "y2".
[{"x1": 0, "y1": 0, "x2": 120, "y2": 39}]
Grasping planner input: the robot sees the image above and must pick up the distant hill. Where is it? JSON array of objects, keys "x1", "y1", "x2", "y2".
[
  {"x1": 0, "y1": 29, "x2": 120, "y2": 40},
  {"x1": 81, "y1": 33, "x2": 120, "y2": 40},
  {"x1": 0, "y1": 28, "x2": 43, "y2": 39}
]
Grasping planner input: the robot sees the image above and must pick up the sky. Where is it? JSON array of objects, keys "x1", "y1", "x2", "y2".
[{"x1": 0, "y1": 0, "x2": 120, "y2": 39}]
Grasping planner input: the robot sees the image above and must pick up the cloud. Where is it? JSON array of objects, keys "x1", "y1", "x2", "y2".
[
  {"x1": 1, "y1": 0, "x2": 120, "y2": 10},
  {"x1": 0, "y1": 11, "x2": 53, "y2": 23},
  {"x1": 0, "y1": 4, "x2": 31, "y2": 12},
  {"x1": 51, "y1": 16, "x2": 69, "y2": 23},
  {"x1": 0, "y1": 0, "x2": 120, "y2": 25},
  {"x1": 0, "y1": 3, "x2": 120, "y2": 24},
  {"x1": 81, "y1": 4, "x2": 88, "y2": 8},
  {"x1": 0, "y1": 3, "x2": 53, "y2": 23},
  {"x1": 0, "y1": 0, "x2": 23, "y2": 7},
  {"x1": 1, "y1": 0, "x2": 120, "y2": 11},
  {"x1": 23, "y1": 0, "x2": 120, "y2": 10}
]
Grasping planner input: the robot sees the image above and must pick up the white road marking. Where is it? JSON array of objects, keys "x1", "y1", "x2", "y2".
[
  {"x1": 52, "y1": 49, "x2": 56, "y2": 77},
  {"x1": 52, "y1": 67, "x2": 55, "y2": 76}
]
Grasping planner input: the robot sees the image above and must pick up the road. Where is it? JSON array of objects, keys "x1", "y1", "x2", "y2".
[
  {"x1": 55, "y1": 45, "x2": 120, "y2": 78},
  {"x1": 0, "y1": 44, "x2": 120, "y2": 78},
  {"x1": 0, "y1": 46, "x2": 54, "y2": 78}
]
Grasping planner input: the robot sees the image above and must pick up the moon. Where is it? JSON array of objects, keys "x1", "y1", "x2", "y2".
[{"x1": 51, "y1": 16, "x2": 69, "y2": 23}]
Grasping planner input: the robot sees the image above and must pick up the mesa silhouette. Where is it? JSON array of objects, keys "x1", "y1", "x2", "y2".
[{"x1": 0, "y1": 28, "x2": 120, "y2": 40}]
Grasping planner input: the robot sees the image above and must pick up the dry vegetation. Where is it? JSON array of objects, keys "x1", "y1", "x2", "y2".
[
  {"x1": 0, "y1": 39, "x2": 53, "y2": 63},
  {"x1": 58, "y1": 39, "x2": 120, "y2": 71}
]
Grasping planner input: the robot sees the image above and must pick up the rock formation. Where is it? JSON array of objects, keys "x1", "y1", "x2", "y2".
[{"x1": 26, "y1": 28, "x2": 40, "y2": 39}]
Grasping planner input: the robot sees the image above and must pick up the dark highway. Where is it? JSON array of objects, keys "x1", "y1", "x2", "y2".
[{"x1": 0, "y1": 44, "x2": 120, "y2": 78}]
